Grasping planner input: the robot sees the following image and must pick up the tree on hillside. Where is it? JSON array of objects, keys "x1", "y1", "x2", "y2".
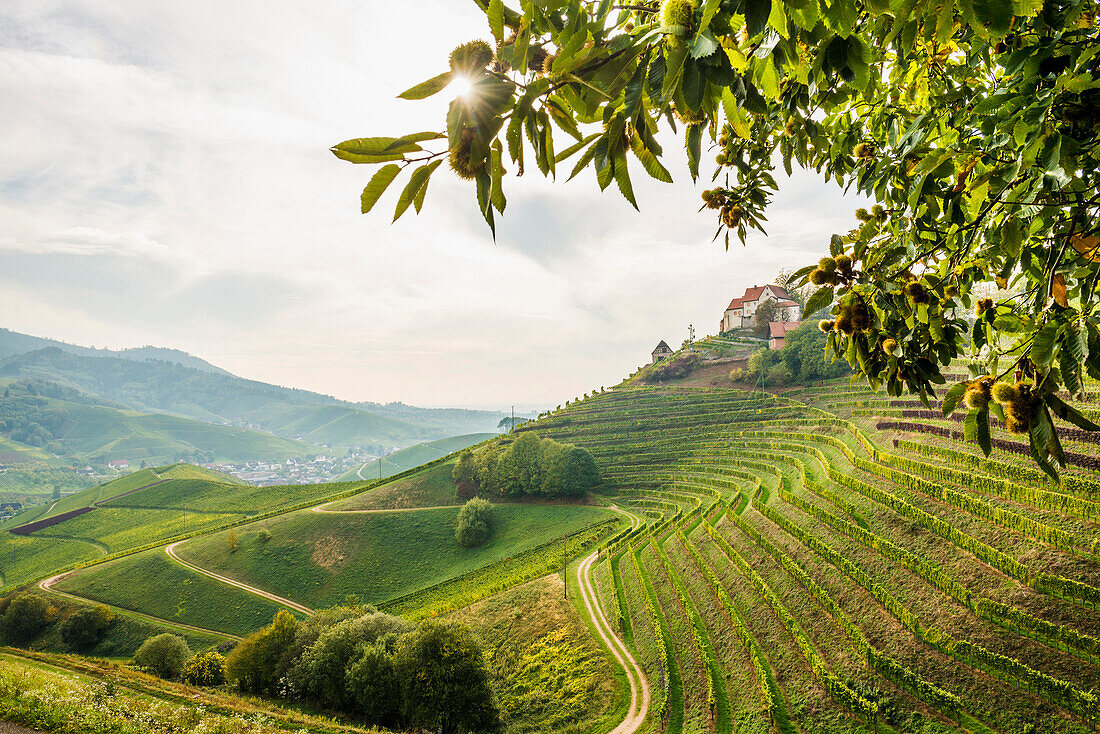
[
  {"x1": 753, "y1": 299, "x2": 779, "y2": 337},
  {"x1": 452, "y1": 449, "x2": 478, "y2": 499},
  {"x1": 456, "y1": 496, "x2": 495, "y2": 547},
  {"x1": 334, "y1": 1, "x2": 1100, "y2": 475},
  {"x1": 395, "y1": 620, "x2": 499, "y2": 734},
  {"x1": 134, "y1": 633, "x2": 191, "y2": 680}
]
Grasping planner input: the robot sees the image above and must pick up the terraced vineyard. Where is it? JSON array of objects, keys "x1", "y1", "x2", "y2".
[{"x1": 525, "y1": 384, "x2": 1100, "y2": 734}]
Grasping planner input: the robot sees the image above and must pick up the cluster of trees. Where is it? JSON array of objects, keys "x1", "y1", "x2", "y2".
[
  {"x1": 453, "y1": 432, "x2": 601, "y2": 500},
  {"x1": 456, "y1": 497, "x2": 494, "y2": 548},
  {"x1": 734, "y1": 320, "x2": 851, "y2": 387},
  {"x1": 0, "y1": 593, "x2": 58, "y2": 643},
  {"x1": 224, "y1": 606, "x2": 498, "y2": 732}
]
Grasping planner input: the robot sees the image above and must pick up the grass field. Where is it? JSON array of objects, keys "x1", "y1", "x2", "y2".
[
  {"x1": 172, "y1": 503, "x2": 615, "y2": 611},
  {"x1": 447, "y1": 574, "x2": 620, "y2": 734},
  {"x1": 327, "y1": 460, "x2": 459, "y2": 510},
  {"x1": 55, "y1": 548, "x2": 301, "y2": 636},
  {"x1": 0, "y1": 651, "x2": 383, "y2": 734},
  {"x1": 0, "y1": 466, "x2": 372, "y2": 591}
]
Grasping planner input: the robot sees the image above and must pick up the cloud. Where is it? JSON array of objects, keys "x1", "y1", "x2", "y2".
[{"x1": 0, "y1": 1, "x2": 869, "y2": 408}]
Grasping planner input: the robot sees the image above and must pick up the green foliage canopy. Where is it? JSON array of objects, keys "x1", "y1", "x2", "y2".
[
  {"x1": 59, "y1": 605, "x2": 115, "y2": 650},
  {"x1": 133, "y1": 633, "x2": 191, "y2": 680},
  {"x1": 335, "y1": 0, "x2": 1100, "y2": 475},
  {"x1": 456, "y1": 496, "x2": 495, "y2": 547},
  {"x1": 470, "y1": 433, "x2": 601, "y2": 498}
]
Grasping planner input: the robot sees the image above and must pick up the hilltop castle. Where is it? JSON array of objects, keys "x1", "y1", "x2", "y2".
[{"x1": 719, "y1": 284, "x2": 801, "y2": 333}]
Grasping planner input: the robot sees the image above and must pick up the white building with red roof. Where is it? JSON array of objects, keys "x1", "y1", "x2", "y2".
[{"x1": 719, "y1": 284, "x2": 801, "y2": 332}]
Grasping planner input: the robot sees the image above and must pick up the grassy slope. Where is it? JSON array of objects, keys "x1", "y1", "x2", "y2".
[
  {"x1": 328, "y1": 460, "x2": 459, "y2": 510},
  {"x1": 447, "y1": 574, "x2": 620, "y2": 734},
  {"x1": 0, "y1": 651, "x2": 383, "y2": 734},
  {"x1": 173, "y1": 504, "x2": 614, "y2": 610},
  {"x1": 1, "y1": 467, "x2": 368, "y2": 591},
  {"x1": 337, "y1": 432, "x2": 496, "y2": 481},
  {"x1": 55, "y1": 548, "x2": 298, "y2": 637}
]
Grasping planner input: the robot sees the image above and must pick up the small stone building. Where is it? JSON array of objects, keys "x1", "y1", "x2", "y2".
[{"x1": 651, "y1": 340, "x2": 673, "y2": 363}]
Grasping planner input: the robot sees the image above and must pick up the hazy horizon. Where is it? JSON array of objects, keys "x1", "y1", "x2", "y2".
[{"x1": 0, "y1": 0, "x2": 867, "y2": 409}]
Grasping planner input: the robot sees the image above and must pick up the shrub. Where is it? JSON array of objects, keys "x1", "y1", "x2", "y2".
[
  {"x1": 133, "y1": 634, "x2": 191, "y2": 680},
  {"x1": 59, "y1": 605, "x2": 115, "y2": 650},
  {"x1": 257, "y1": 528, "x2": 272, "y2": 543},
  {"x1": 226, "y1": 609, "x2": 298, "y2": 694},
  {"x1": 729, "y1": 367, "x2": 746, "y2": 382},
  {"x1": 395, "y1": 620, "x2": 499, "y2": 733},
  {"x1": 345, "y1": 641, "x2": 400, "y2": 725},
  {"x1": 638, "y1": 352, "x2": 704, "y2": 384},
  {"x1": 290, "y1": 611, "x2": 410, "y2": 711},
  {"x1": 456, "y1": 497, "x2": 494, "y2": 548},
  {"x1": 226, "y1": 530, "x2": 239, "y2": 553},
  {"x1": 181, "y1": 651, "x2": 227, "y2": 686},
  {"x1": 0, "y1": 593, "x2": 57, "y2": 643}
]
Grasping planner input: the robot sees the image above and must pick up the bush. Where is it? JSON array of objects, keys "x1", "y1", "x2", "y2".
[
  {"x1": 0, "y1": 593, "x2": 57, "y2": 643},
  {"x1": 345, "y1": 641, "x2": 400, "y2": 725},
  {"x1": 133, "y1": 633, "x2": 191, "y2": 679},
  {"x1": 181, "y1": 651, "x2": 227, "y2": 686},
  {"x1": 289, "y1": 611, "x2": 410, "y2": 711},
  {"x1": 225, "y1": 609, "x2": 298, "y2": 694},
  {"x1": 257, "y1": 528, "x2": 272, "y2": 543},
  {"x1": 729, "y1": 367, "x2": 746, "y2": 382},
  {"x1": 59, "y1": 605, "x2": 115, "y2": 650},
  {"x1": 638, "y1": 352, "x2": 704, "y2": 384},
  {"x1": 456, "y1": 497, "x2": 494, "y2": 548},
  {"x1": 395, "y1": 620, "x2": 499, "y2": 733}
]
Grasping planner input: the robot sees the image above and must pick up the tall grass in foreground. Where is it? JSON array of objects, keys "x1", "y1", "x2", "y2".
[{"x1": 0, "y1": 657, "x2": 378, "y2": 734}]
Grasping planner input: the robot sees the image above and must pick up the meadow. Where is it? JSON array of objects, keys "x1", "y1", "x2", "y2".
[
  {"x1": 173, "y1": 503, "x2": 616, "y2": 613},
  {"x1": 54, "y1": 548, "x2": 299, "y2": 636}
]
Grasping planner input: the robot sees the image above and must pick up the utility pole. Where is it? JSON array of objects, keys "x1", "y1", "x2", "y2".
[
  {"x1": 511, "y1": 405, "x2": 515, "y2": 433},
  {"x1": 563, "y1": 536, "x2": 567, "y2": 599},
  {"x1": 688, "y1": 323, "x2": 696, "y2": 342}
]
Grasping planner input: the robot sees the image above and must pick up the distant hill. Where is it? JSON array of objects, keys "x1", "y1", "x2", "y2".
[
  {"x1": 0, "y1": 380, "x2": 319, "y2": 466},
  {"x1": 0, "y1": 328, "x2": 232, "y2": 375},
  {"x1": 0, "y1": 342, "x2": 506, "y2": 448}
]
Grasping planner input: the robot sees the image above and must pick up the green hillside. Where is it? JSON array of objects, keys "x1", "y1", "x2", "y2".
[
  {"x1": 157, "y1": 503, "x2": 613, "y2": 614},
  {"x1": 0, "y1": 465, "x2": 369, "y2": 590},
  {"x1": 0, "y1": 380, "x2": 322, "y2": 466},
  {"x1": 338, "y1": 432, "x2": 496, "y2": 481}
]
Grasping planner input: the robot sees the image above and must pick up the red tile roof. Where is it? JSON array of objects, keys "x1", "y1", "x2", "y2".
[
  {"x1": 725, "y1": 284, "x2": 793, "y2": 312},
  {"x1": 768, "y1": 321, "x2": 802, "y2": 338}
]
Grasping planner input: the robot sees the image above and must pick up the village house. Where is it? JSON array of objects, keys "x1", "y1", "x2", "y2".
[
  {"x1": 768, "y1": 321, "x2": 802, "y2": 350},
  {"x1": 719, "y1": 284, "x2": 801, "y2": 332},
  {"x1": 651, "y1": 340, "x2": 673, "y2": 363}
]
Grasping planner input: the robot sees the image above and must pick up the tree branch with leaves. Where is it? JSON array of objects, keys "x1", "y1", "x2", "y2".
[{"x1": 333, "y1": 0, "x2": 1100, "y2": 477}]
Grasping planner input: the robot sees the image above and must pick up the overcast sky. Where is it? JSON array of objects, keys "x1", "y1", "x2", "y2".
[{"x1": 0, "y1": 1, "x2": 865, "y2": 410}]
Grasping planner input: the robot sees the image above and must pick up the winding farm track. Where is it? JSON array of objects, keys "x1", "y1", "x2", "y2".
[
  {"x1": 164, "y1": 541, "x2": 314, "y2": 615},
  {"x1": 577, "y1": 551, "x2": 650, "y2": 734}
]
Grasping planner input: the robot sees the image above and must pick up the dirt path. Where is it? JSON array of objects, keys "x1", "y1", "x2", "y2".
[
  {"x1": 577, "y1": 551, "x2": 650, "y2": 734},
  {"x1": 164, "y1": 542, "x2": 314, "y2": 615},
  {"x1": 311, "y1": 501, "x2": 456, "y2": 514},
  {"x1": 39, "y1": 572, "x2": 239, "y2": 641},
  {"x1": 0, "y1": 719, "x2": 42, "y2": 734}
]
